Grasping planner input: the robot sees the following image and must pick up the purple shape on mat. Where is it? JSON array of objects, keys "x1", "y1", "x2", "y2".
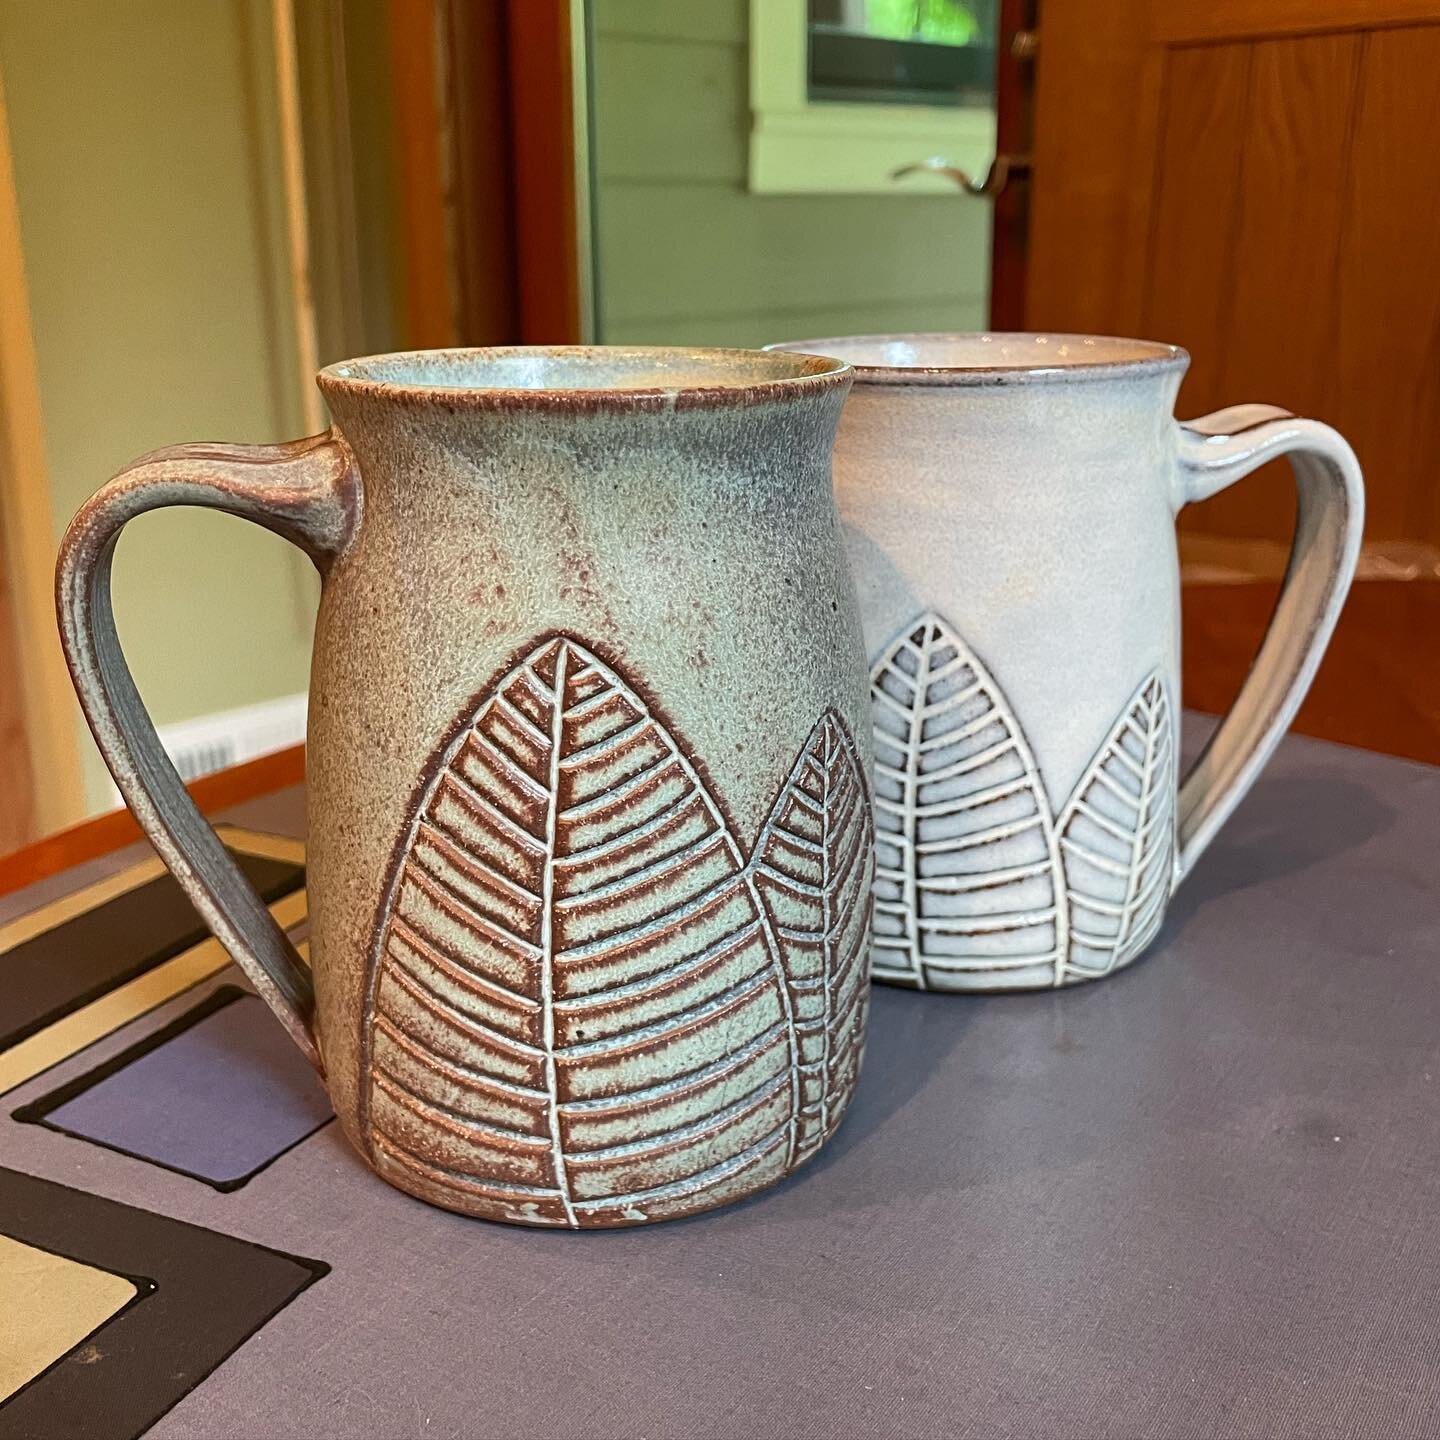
[{"x1": 46, "y1": 994, "x2": 332, "y2": 1186}]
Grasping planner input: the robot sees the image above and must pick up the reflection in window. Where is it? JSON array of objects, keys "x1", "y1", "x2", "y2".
[{"x1": 807, "y1": 0, "x2": 998, "y2": 107}]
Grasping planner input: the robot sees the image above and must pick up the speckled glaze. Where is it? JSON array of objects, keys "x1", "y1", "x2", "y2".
[
  {"x1": 57, "y1": 346, "x2": 876, "y2": 1226},
  {"x1": 768, "y1": 333, "x2": 1364, "y2": 993}
]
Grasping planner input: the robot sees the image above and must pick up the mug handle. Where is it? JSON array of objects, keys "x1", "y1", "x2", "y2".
[
  {"x1": 55, "y1": 433, "x2": 361, "y2": 1070},
  {"x1": 1173, "y1": 405, "x2": 1364, "y2": 881}
]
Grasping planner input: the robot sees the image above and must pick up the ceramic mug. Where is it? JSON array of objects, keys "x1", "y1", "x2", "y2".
[
  {"x1": 768, "y1": 333, "x2": 1363, "y2": 993},
  {"x1": 57, "y1": 346, "x2": 876, "y2": 1227}
]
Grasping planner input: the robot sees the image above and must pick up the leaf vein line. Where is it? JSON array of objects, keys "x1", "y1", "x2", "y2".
[
  {"x1": 493, "y1": 691, "x2": 552, "y2": 749},
  {"x1": 468, "y1": 729, "x2": 549, "y2": 802},
  {"x1": 373, "y1": 1014, "x2": 550, "y2": 1100},
  {"x1": 558, "y1": 715, "x2": 652, "y2": 769},
  {"x1": 554, "y1": 873, "x2": 745, "y2": 965},
  {"x1": 403, "y1": 865, "x2": 543, "y2": 960},
  {"x1": 553, "y1": 830, "x2": 726, "y2": 910},
  {"x1": 438, "y1": 771, "x2": 547, "y2": 854},
  {"x1": 559, "y1": 753, "x2": 681, "y2": 821},
  {"x1": 552, "y1": 919, "x2": 763, "y2": 1010},
  {"x1": 557, "y1": 1021, "x2": 787, "y2": 1114},
  {"x1": 381, "y1": 959, "x2": 546, "y2": 1059}
]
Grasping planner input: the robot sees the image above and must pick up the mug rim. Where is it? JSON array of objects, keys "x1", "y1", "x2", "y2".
[
  {"x1": 764, "y1": 332, "x2": 1190, "y2": 386},
  {"x1": 317, "y1": 345, "x2": 851, "y2": 411}
]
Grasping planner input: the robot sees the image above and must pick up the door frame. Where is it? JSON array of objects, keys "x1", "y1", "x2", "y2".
[
  {"x1": 0, "y1": 72, "x2": 86, "y2": 836},
  {"x1": 386, "y1": 0, "x2": 592, "y2": 347}
]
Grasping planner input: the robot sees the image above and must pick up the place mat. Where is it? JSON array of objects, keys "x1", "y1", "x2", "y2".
[
  {"x1": 14, "y1": 986, "x2": 333, "y2": 1191},
  {"x1": 0, "y1": 1234, "x2": 143, "y2": 1401},
  {"x1": 0, "y1": 828, "x2": 305, "y2": 1097},
  {"x1": 0, "y1": 1167, "x2": 325, "y2": 1440}
]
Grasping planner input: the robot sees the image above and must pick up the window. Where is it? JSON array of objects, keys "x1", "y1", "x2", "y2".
[
  {"x1": 807, "y1": 0, "x2": 997, "y2": 108},
  {"x1": 750, "y1": 0, "x2": 997, "y2": 194}
]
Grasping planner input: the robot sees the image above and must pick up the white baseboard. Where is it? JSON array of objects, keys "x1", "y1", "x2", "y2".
[{"x1": 105, "y1": 692, "x2": 308, "y2": 806}]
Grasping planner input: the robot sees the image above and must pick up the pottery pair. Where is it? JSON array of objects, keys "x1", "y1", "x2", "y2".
[{"x1": 56, "y1": 337, "x2": 1363, "y2": 1227}]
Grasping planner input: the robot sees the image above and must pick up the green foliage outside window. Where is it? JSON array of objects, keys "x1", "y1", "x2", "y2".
[{"x1": 861, "y1": 0, "x2": 981, "y2": 46}]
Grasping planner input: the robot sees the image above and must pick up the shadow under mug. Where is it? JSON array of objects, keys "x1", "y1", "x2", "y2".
[{"x1": 767, "y1": 333, "x2": 1364, "y2": 993}]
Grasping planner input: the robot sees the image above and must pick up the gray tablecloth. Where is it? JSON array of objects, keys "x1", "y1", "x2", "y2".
[{"x1": 4, "y1": 722, "x2": 1437, "y2": 1439}]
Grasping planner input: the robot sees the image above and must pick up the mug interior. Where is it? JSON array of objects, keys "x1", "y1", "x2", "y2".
[
  {"x1": 767, "y1": 332, "x2": 1187, "y2": 385},
  {"x1": 320, "y1": 345, "x2": 847, "y2": 401}
]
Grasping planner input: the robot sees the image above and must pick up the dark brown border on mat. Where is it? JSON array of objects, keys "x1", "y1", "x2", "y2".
[
  {"x1": 0, "y1": 849, "x2": 304, "y2": 1054},
  {"x1": 0, "y1": 1166, "x2": 327, "y2": 1440}
]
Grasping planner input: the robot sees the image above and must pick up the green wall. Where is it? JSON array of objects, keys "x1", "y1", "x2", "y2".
[
  {"x1": 0, "y1": 0, "x2": 319, "y2": 812},
  {"x1": 590, "y1": 0, "x2": 990, "y2": 346}
]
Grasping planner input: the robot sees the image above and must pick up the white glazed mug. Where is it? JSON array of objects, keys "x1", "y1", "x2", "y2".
[{"x1": 768, "y1": 334, "x2": 1363, "y2": 992}]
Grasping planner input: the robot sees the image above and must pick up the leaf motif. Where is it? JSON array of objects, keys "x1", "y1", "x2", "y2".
[
  {"x1": 1058, "y1": 673, "x2": 1175, "y2": 981},
  {"x1": 869, "y1": 612, "x2": 1067, "y2": 991},
  {"x1": 747, "y1": 710, "x2": 873, "y2": 1162},
  {"x1": 362, "y1": 634, "x2": 802, "y2": 1227}
]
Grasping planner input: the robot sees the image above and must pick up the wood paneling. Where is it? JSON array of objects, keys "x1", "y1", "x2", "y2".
[
  {"x1": 1183, "y1": 579, "x2": 1440, "y2": 765},
  {"x1": 1141, "y1": 43, "x2": 1253, "y2": 417},
  {"x1": 1028, "y1": 1, "x2": 1440, "y2": 551},
  {"x1": 1332, "y1": 25, "x2": 1440, "y2": 543},
  {"x1": 1201, "y1": 32, "x2": 1360, "y2": 542},
  {"x1": 1025, "y1": 0, "x2": 1151, "y2": 333},
  {"x1": 1154, "y1": 0, "x2": 1440, "y2": 43}
]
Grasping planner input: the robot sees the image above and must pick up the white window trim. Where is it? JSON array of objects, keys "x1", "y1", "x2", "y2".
[{"x1": 748, "y1": 0, "x2": 997, "y2": 195}]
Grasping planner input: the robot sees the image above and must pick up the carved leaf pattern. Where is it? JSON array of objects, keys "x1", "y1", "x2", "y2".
[
  {"x1": 363, "y1": 634, "x2": 871, "y2": 1228},
  {"x1": 1058, "y1": 673, "x2": 1175, "y2": 981},
  {"x1": 747, "y1": 711, "x2": 874, "y2": 1163},
  {"x1": 869, "y1": 613, "x2": 1067, "y2": 991}
]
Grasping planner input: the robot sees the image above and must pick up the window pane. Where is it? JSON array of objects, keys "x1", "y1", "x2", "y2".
[{"x1": 807, "y1": 0, "x2": 998, "y2": 107}]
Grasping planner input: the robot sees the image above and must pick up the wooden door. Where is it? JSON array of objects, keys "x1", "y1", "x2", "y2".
[{"x1": 1025, "y1": 0, "x2": 1440, "y2": 568}]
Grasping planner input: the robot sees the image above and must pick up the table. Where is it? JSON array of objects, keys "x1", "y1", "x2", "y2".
[{"x1": 2, "y1": 722, "x2": 1437, "y2": 1439}]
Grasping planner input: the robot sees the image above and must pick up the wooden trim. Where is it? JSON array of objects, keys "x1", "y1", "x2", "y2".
[
  {"x1": 444, "y1": 0, "x2": 519, "y2": 344},
  {"x1": 568, "y1": 0, "x2": 595, "y2": 342},
  {"x1": 0, "y1": 72, "x2": 86, "y2": 837},
  {"x1": 0, "y1": 744, "x2": 307, "y2": 898},
  {"x1": 989, "y1": 0, "x2": 1037, "y2": 329},
  {"x1": 505, "y1": 0, "x2": 582, "y2": 343},
  {"x1": 1153, "y1": 0, "x2": 1440, "y2": 44},
  {"x1": 387, "y1": 0, "x2": 457, "y2": 347},
  {"x1": 390, "y1": 0, "x2": 587, "y2": 347},
  {"x1": 271, "y1": 0, "x2": 326, "y2": 435},
  {"x1": 0, "y1": 537, "x2": 36, "y2": 849}
]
